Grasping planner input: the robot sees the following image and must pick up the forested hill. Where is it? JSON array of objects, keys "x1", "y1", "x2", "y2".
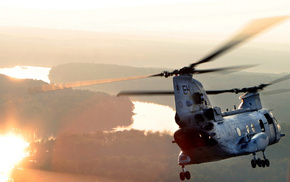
[
  {"x1": 2, "y1": 68, "x2": 289, "y2": 181},
  {"x1": 49, "y1": 63, "x2": 290, "y2": 123},
  {"x1": 22, "y1": 123, "x2": 290, "y2": 182},
  {"x1": 0, "y1": 74, "x2": 133, "y2": 138}
]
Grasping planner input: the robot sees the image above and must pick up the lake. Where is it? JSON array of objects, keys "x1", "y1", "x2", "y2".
[{"x1": 0, "y1": 66, "x2": 178, "y2": 133}]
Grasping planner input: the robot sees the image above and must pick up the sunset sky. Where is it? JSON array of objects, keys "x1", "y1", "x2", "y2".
[
  {"x1": 0, "y1": 1, "x2": 289, "y2": 181},
  {"x1": 0, "y1": 0, "x2": 289, "y2": 72},
  {"x1": 1, "y1": 0, "x2": 289, "y2": 38}
]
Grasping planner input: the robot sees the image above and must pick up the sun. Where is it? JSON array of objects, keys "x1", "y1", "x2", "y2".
[{"x1": 0, "y1": 133, "x2": 29, "y2": 181}]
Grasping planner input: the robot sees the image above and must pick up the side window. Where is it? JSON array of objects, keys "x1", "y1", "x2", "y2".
[
  {"x1": 192, "y1": 92, "x2": 203, "y2": 104},
  {"x1": 236, "y1": 127, "x2": 241, "y2": 136},
  {"x1": 246, "y1": 125, "x2": 250, "y2": 133},
  {"x1": 251, "y1": 124, "x2": 255, "y2": 133},
  {"x1": 259, "y1": 120, "x2": 265, "y2": 132}
]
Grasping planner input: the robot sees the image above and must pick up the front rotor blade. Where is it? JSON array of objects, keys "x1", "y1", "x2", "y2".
[
  {"x1": 117, "y1": 91, "x2": 174, "y2": 96},
  {"x1": 29, "y1": 74, "x2": 156, "y2": 94},
  {"x1": 190, "y1": 16, "x2": 289, "y2": 68}
]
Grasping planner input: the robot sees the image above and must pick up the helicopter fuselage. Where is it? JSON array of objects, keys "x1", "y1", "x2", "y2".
[
  {"x1": 175, "y1": 108, "x2": 282, "y2": 165},
  {"x1": 172, "y1": 75, "x2": 284, "y2": 165}
]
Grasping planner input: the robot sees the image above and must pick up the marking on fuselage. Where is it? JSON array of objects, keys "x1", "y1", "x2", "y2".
[
  {"x1": 178, "y1": 101, "x2": 183, "y2": 108},
  {"x1": 176, "y1": 84, "x2": 181, "y2": 93},
  {"x1": 182, "y1": 85, "x2": 190, "y2": 94}
]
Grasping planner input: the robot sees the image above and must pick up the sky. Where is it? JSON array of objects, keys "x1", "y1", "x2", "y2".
[
  {"x1": 0, "y1": 0, "x2": 289, "y2": 72},
  {"x1": 0, "y1": 2, "x2": 288, "y2": 180},
  {"x1": 0, "y1": 0, "x2": 197, "y2": 9},
  {"x1": 1, "y1": 0, "x2": 289, "y2": 37}
]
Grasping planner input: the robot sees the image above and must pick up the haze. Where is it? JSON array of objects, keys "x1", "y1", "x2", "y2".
[
  {"x1": 0, "y1": 1, "x2": 289, "y2": 181},
  {"x1": 0, "y1": 0, "x2": 289, "y2": 73}
]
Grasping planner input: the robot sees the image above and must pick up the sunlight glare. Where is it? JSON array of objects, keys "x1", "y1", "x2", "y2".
[
  {"x1": 0, "y1": 133, "x2": 29, "y2": 181},
  {"x1": 0, "y1": 66, "x2": 51, "y2": 83},
  {"x1": 116, "y1": 101, "x2": 178, "y2": 134}
]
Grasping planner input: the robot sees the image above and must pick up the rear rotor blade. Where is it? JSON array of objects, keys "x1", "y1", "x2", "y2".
[
  {"x1": 262, "y1": 89, "x2": 290, "y2": 95},
  {"x1": 205, "y1": 89, "x2": 236, "y2": 95},
  {"x1": 118, "y1": 89, "x2": 238, "y2": 96},
  {"x1": 117, "y1": 91, "x2": 174, "y2": 96},
  {"x1": 194, "y1": 64, "x2": 256, "y2": 74},
  {"x1": 207, "y1": 74, "x2": 290, "y2": 94},
  {"x1": 267, "y1": 74, "x2": 290, "y2": 85},
  {"x1": 254, "y1": 74, "x2": 290, "y2": 91},
  {"x1": 29, "y1": 74, "x2": 157, "y2": 94},
  {"x1": 190, "y1": 16, "x2": 289, "y2": 68}
]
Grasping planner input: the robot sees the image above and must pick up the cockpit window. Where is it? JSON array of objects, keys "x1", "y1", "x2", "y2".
[
  {"x1": 264, "y1": 113, "x2": 274, "y2": 124},
  {"x1": 273, "y1": 117, "x2": 278, "y2": 123}
]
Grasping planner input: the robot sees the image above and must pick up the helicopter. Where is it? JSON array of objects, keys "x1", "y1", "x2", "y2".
[{"x1": 30, "y1": 16, "x2": 289, "y2": 181}]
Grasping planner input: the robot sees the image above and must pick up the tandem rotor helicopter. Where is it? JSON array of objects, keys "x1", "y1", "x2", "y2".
[{"x1": 30, "y1": 16, "x2": 289, "y2": 181}]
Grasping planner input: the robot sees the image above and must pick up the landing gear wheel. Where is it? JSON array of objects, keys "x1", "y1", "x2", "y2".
[
  {"x1": 265, "y1": 159, "x2": 270, "y2": 167},
  {"x1": 256, "y1": 158, "x2": 262, "y2": 167},
  {"x1": 251, "y1": 151, "x2": 270, "y2": 169},
  {"x1": 185, "y1": 171, "x2": 191, "y2": 180},
  {"x1": 251, "y1": 159, "x2": 257, "y2": 168},
  {"x1": 261, "y1": 160, "x2": 265, "y2": 168},
  {"x1": 180, "y1": 172, "x2": 185, "y2": 181}
]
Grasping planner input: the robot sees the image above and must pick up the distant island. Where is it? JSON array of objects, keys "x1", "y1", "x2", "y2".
[{"x1": 0, "y1": 74, "x2": 133, "y2": 138}]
